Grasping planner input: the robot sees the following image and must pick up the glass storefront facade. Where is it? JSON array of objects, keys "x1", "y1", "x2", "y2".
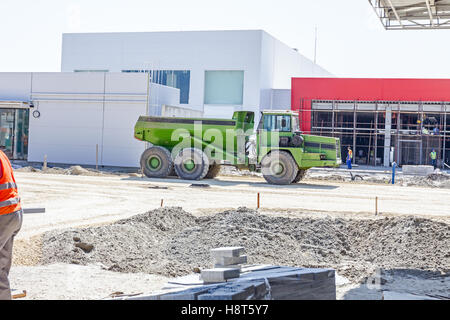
[
  {"x1": 0, "y1": 108, "x2": 29, "y2": 160},
  {"x1": 311, "y1": 101, "x2": 450, "y2": 167}
]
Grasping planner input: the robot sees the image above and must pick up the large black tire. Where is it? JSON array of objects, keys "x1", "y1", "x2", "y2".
[
  {"x1": 140, "y1": 146, "x2": 173, "y2": 178},
  {"x1": 292, "y1": 169, "x2": 307, "y2": 183},
  {"x1": 168, "y1": 167, "x2": 177, "y2": 177},
  {"x1": 174, "y1": 148, "x2": 210, "y2": 180},
  {"x1": 205, "y1": 164, "x2": 221, "y2": 179},
  {"x1": 261, "y1": 151, "x2": 299, "y2": 185}
]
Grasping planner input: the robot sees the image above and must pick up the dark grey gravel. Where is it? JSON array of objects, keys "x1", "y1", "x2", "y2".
[{"x1": 41, "y1": 207, "x2": 450, "y2": 280}]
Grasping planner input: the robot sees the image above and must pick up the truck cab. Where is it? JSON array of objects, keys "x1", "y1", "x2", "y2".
[
  {"x1": 255, "y1": 110, "x2": 341, "y2": 184},
  {"x1": 257, "y1": 110, "x2": 303, "y2": 149}
]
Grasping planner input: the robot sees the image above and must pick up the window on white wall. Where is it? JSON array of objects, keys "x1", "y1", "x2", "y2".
[
  {"x1": 122, "y1": 70, "x2": 190, "y2": 104},
  {"x1": 74, "y1": 70, "x2": 109, "y2": 72},
  {"x1": 204, "y1": 71, "x2": 244, "y2": 105}
]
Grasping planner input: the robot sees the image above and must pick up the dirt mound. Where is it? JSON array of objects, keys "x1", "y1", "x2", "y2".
[
  {"x1": 219, "y1": 166, "x2": 261, "y2": 177},
  {"x1": 49, "y1": 165, "x2": 104, "y2": 176},
  {"x1": 15, "y1": 165, "x2": 115, "y2": 176},
  {"x1": 427, "y1": 173, "x2": 450, "y2": 182},
  {"x1": 14, "y1": 166, "x2": 41, "y2": 173},
  {"x1": 65, "y1": 165, "x2": 90, "y2": 175},
  {"x1": 305, "y1": 172, "x2": 347, "y2": 182},
  {"x1": 401, "y1": 172, "x2": 450, "y2": 188},
  {"x1": 306, "y1": 170, "x2": 450, "y2": 188},
  {"x1": 40, "y1": 207, "x2": 450, "y2": 280}
]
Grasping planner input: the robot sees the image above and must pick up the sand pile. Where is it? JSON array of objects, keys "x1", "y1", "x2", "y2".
[{"x1": 40, "y1": 207, "x2": 450, "y2": 281}]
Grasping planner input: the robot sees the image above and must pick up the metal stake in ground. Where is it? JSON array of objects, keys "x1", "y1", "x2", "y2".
[
  {"x1": 96, "y1": 144, "x2": 99, "y2": 170},
  {"x1": 43, "y1": 154, "x2": 47, "y2": 170},
  {"x1": 375, "y1": 196, "x2": 378, "y2": 215},
  {"x1": 161, "y1": 199, "x2": 164, "y2": 207},
  {"x1": 257, "y1": 192, "x2": 260, "y2": 209}
]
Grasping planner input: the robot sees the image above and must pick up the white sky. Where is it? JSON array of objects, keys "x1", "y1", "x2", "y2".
[{"x1": 1, "y1": 0, "x2": 450, "y2": 78}]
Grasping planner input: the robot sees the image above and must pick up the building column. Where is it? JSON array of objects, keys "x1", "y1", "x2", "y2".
[
  {"x1": 384, "y1": 106, "x2": 392, "y2": 167},
  {"x1": 353, "y1": 101, "x2": 356, "y2": 164},
  {"x1": 444, "y1": 105, "x2": 447, "y2": 168}
]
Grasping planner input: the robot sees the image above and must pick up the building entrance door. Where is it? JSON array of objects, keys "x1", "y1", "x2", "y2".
[
  {"x1": 0, "y1": 108, "x2": 29, "y2": 160},
  {"x1": 0, "y1": 109, "x2": 15, "y2": 158}
]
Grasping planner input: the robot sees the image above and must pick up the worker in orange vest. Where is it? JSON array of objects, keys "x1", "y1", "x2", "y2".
[
  {"x1": 0, "y1": 149, "x2": 22, "y2": 300},
  {"x1": 346, "y1": 147, "x2": 353, "y2": 169}
]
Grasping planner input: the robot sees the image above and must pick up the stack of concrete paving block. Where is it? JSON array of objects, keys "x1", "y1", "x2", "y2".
[
  {"x1": 211, "y1": 246, "x2": 247, "y2": 270},
  {"x1": 200, "y1": 247, "x2": 246, "y2": 283},
  {"x1": 238, "y1": 266, "x2": 336, "y2": 300},
  {"x1": 115, "y1": 265, "x2": 336, "y2": 300},
  {"x1": 110, "y1": 248, "x2": 336, "y2": 300},
  {"x1": 200, "y1": 268, "x2": 241, "y2": 284}
]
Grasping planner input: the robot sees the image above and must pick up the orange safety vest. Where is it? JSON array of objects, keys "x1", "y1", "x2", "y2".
[{"x1": 0, "y1": 150, "x2": 21, "y2": 215}]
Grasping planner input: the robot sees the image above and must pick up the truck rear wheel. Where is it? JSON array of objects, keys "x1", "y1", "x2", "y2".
[
  {"x1": 261, "y1": 151, "x2": 299, "y2": 185},
  {"x1": 140, "y1": 146, "x2": 173, "y2": 178},
  {"x1": 205, "y1": 164, "x2": 221, "y2": 179},
  {"x1": 174, "y1": 148, "x2": 210, "y2": 180},
  {"x1": 292, "y1": 169, "x2": 307, "y2": 183}
]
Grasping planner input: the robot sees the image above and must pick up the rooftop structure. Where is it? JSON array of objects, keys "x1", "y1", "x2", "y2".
[{"x1": 369, "y1": 0, "x2": 450, "y2": 29}]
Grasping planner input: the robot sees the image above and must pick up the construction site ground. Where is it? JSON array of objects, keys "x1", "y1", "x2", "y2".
[{"x1": 9, "y1": 166, "x2": 450, "y2": 300}]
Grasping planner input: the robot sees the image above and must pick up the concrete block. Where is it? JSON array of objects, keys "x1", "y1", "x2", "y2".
[
  {"x1": 201, "y1": 268, "x2": 240, "y2": 283},
  {"x1": 210, "y1": 247, "x2": 244, "y2": 258},
  {"x1": 214, "y1": 264, "x2": 242, "y2": 271},
  {"x1": 402, "y1": 165, "x2": 434, "y2": 176},
  {"x1": 214, "y1": 255, "x2": 247, "y2": 266}
]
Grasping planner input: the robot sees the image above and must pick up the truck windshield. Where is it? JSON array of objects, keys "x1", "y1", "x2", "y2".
[
  {"x1": 292, "y1": 115, "x2": 300, "y2": 132},
  {"x1": 264, "y1": 115, "x2": 291, "y2": 132}
]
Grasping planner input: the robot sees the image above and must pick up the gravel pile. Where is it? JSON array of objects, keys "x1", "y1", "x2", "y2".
[
  {"x1": 221, "y1": 166, "x2": 450, "y2": 189},
  {"x1": 15, "y1": 165, "x2": 120, "y2": 176},
  {"x1": 40, "y1": 207, "x2": 450, "y2": 281},
  {"x1": 401, "y1": 172, "x2": 450, "y2": 188},
  {"x1": 307, "y1": 170, "x2": 450, "y2": 188},
  {"x1": 219, "y1": 166, "x2": 261, "y2": 177}
]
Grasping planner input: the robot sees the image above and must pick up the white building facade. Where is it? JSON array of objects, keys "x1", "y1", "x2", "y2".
[
  {"x1": 0, "y1": 72, "x2": 179, "y2": 167},
  {"x1": 62, "y1": 30, "x2": 332, "y2": 120},
  {"x1": 0, "y1": 30, "x2": 332, "y2": 168}
]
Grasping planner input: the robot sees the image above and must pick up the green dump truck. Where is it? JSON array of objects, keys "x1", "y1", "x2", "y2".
[{"x1": 134, "y1": 110, "x2": 341, "y2": 185}]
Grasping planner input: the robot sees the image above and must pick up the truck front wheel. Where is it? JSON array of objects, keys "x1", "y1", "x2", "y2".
[
  {"x1": 174, "y1": 148, "x2": 210, "y2": 180},
  {"x1": 140, "y1": 146, "x2": 173, "y2": 178},
  {"x1": 292, "y1": 169, "x2": 307, "y2": 183},
  {"x1": 261, "y1": 151, "x2": 299, "y2": 185}
]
